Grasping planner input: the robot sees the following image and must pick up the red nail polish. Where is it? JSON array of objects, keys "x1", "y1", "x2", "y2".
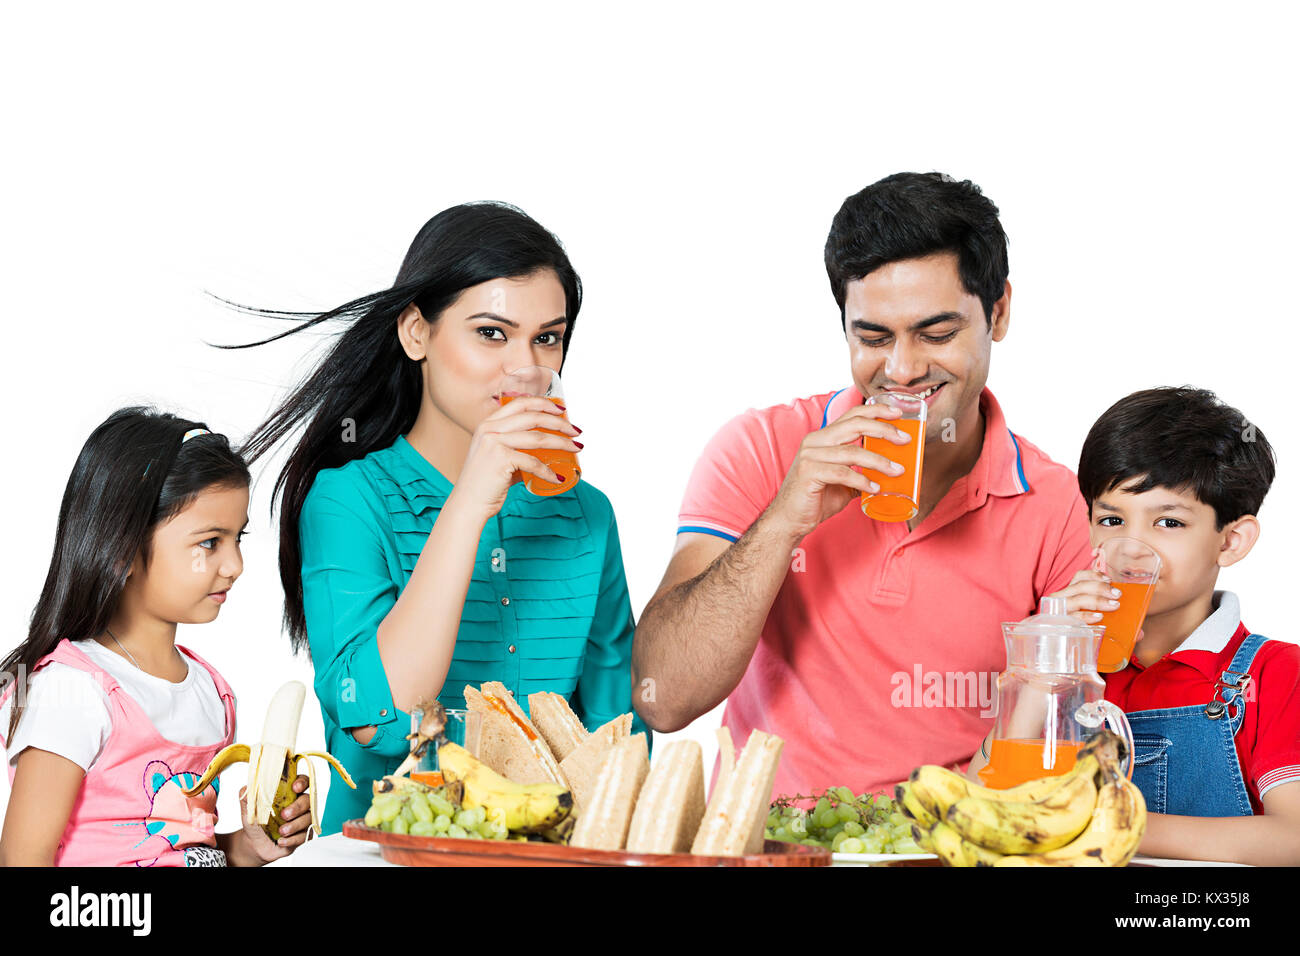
[
  {"x1": 574, "y1": 441, "x2": 584, "y2": 449},
  {"x1": 553, "y1": 473, "x2": 566, "y2": 482},
  {"x1": 573, "y1": 425, "x2": 583, "y2": 434},
  {"x1": 555, "y1": 403, "x2": 567, "y2": 411}
]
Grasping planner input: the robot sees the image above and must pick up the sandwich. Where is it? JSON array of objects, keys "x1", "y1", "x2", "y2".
[
  {"x1": 624, "y1": 740, "x2": 707, "y2": 854},
  {"x1": 558, "y1": 713, "x2": 633, "y2": 816},
  {"x1": 569, "y1": 733, "x2": 650, "y2": 850},
  {"x1": 528, "y1": 691, "x2": 590, "y2": 761},
  {"x1": 464, "y1": 683, "x2": 568, "y2": 788},
  {"x1": 690, "y1": 728, "x2": 784, "y2": 856}
]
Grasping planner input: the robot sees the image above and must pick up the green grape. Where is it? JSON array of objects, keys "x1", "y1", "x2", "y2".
[
  {"x1": 432, "y1": 814, "x2": 451, "y2": 833},
  {"x1": 767, "y1": 811, "x2": 781, "y2": 829},
  {"x1": 835, "y1": 804, "x2": 859, "y2": 823},
  {"x1": 410, "y1": 820, "x2": 437, "y2": 837},
  {"x1": 814, "y1": 797, "x2": 832, "y2": 818},
  {"x1": 400, "y1": 804, "x2": 416, "y2": 826},
  {"x1": 830, "y1": 831, "x2": 850, "y2": 852},
  {"x1": 838, "y1": 837, "x2": 865, "y2": 854},
  {"x1": 469, "y1": 806, "x2": 488, "y2": 827},
  {"x1": 834, "y1": 786, "x2": 855, "y2": 803},
  {"x1": 889, "y1": 811, "x2": 907, "y2": 826},
  {"x1": 447, "y1": 824, "x2": 469, "y2": 839},
  {"x1": 375, "y1": 796, "x2": 403, "y2": 823},
  {"x1": 475, "y1": 821, "x2": 496, "y2": 839},
  {"x1": 861, "y1": 835, "x2": 886, "y2": 853},
  {"x1": 429, "y1": 795, "x2": 456, "y2": 818},
  {"x1": 772, "y1": 827, "x2": 795, "y2": 843},
  {"x1": 364, "y1": 806, "x2": 384, "y2": 828},
  {"x1": 892, "y1": 838, "x2": 924, "y2": 854},
  {"x1": 823, "y1": 822, "x2": 846, "y2": 841},
  {"x1": 409, "y1": 793, "x2": 434, "y2": 823},
  {"x1": 391, "y1": 815, "x2": 409, "y2": 836},
  {"x1": 454, "y1": 809, "x2": 477, "y2": 829},
  {"x1": 842, "y1": 821, "x2": 865, "y2": 837},
  {"x1": 790, "y1": 816, "x2": 808, "y2": 837},
  {"x1": 487, "y1": 822, "x2": 508, "y2": 841},
  {"x1": 801, "y1": 838, "x2": 824, "y2": 848}
]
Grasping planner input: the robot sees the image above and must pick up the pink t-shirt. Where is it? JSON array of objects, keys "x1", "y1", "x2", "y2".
[
  {"x1": 678, "y1": 386, "x2": 1091, "y2": 798},
  {"x1": 1, "y1": 639, "x2": 236, "y2": 867}
]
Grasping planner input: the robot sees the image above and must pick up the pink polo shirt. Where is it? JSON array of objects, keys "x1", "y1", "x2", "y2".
[{"x1": 678, "y1": 386, "x2": 1091, "y2": 799}]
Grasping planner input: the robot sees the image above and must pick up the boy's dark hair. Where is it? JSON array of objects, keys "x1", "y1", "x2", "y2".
[
  {"x1": 1078, "y1": 387, "x2": 1276, "y2": 529},
  {"x1": 824, "y1": 171, "x2": 1009, "y2": 326}
]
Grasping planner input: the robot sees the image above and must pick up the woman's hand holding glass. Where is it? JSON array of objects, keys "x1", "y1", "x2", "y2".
[{"x1": 447, "y1": 395, "x2": 582, "y2": 522}]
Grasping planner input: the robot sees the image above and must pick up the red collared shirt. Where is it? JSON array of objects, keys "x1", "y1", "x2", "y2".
[
  {"x1": 1105, "y1": 591, "x2": 1300, "y2": 812},
  {"x1": 678, "y1": 386, "x2": 1092, "y2": 797}
]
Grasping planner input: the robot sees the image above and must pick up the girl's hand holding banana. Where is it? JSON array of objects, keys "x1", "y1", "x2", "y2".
[{"x1": 217, "y1": 774, "x2": 313, "y2": 866}]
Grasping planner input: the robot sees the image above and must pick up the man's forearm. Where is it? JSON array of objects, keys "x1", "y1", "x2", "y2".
[{"x1": 633, "y1": 507, "x2": 803, "y2": 731}]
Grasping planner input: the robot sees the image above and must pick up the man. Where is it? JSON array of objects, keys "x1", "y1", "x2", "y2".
[{"x1": 632, "y1": 172, "x2": 1092, "y2": 797}]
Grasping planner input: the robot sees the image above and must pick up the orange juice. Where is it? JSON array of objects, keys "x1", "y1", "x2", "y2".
[
  {"x1": 411, "y1": 771, "x2": 444, "y2": 788},
  {"x1": 978, "y1": 738, "x2": 1085, "y2": 789},
  {"x1": 1096, "y1": 580, "x2": 1155, "y2": 672},
  {"x1": 500, "y1": 395, "x2": 580, "y2": 496},
  {"x1": 861, "y1": 418, "x2": 925, "y2": 521}
]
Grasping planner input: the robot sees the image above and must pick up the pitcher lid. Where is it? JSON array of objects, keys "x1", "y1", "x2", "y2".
[{"x1": 1003, "y1": 596, "x2": 1105, "y2": 639}]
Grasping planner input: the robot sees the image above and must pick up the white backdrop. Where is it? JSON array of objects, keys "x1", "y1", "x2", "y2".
[{"x1": 2, "y1": 2, "x2": 1296, "y2": 835}]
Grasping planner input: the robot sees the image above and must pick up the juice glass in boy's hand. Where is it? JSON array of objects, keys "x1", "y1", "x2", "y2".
[
  {"x1": 860, "y1": 392, "x2": 926, "y2": 521},
  {"x1": 1094, "y1": 537, "x2": 1161, "y2": 673},
  {"x1": 499, "y1": 366, "x2": 581, "y2": 496}
]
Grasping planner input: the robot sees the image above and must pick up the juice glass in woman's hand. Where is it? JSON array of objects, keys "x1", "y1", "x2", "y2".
[
  {"x1": 1094, "y1": 537, "x2": 1161, "y2": 673},
  {"x1": 860, "y1": 393, "x2": 927, "y2": 521},
  {"x1": 499, "y1": 366, "x2": 581, "y2": 496}
]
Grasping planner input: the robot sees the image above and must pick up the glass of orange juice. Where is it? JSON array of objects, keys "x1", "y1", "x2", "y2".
[
  {"x1": 860, "y1": 392, "x2": 927, "y2": 521},
  {"x1": 1094, "y1": 537, "x2": 1161, "y2": 673},
  {"x1": 498, "y1": 366, "x2": 580, "y2": 496}
]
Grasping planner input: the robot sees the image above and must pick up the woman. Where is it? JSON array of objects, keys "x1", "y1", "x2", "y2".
[{"x1": 233, "y1": 202, "x2": 645, "y2": 833}]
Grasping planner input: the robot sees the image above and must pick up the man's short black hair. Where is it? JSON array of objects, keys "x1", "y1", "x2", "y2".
[
  {"x1": 1078, "y1": 387, "x2": 1276, "y2": 530},
  {"x1": 824, "y1": 171, "x2": 1009, "y2": 327}
]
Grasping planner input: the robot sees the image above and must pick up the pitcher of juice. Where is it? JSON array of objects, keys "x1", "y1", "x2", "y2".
[{"x1": 978, "y1": 596, "x2": 1135, "y2": 789}]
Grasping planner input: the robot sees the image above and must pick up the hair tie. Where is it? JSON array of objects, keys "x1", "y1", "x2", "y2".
[{"x1": 182, "y1": 428, "x2": 211, "y2": 443}]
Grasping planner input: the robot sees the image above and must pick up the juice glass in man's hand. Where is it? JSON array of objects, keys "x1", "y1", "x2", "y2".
[
  {"x1": 860, "y1": 392, "x2": 927, "y2": 522},
  {"x1": 499, "y1": 366, "x2": 581, "y2": 496}
]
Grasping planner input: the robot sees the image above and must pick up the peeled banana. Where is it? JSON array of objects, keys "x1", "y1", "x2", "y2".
[
  {"x1": 183, "y1": 680, "x2": 356, "y2": 839},
  {"x1": 438, "y1": 742, "x2": 573, "y2": 833}
]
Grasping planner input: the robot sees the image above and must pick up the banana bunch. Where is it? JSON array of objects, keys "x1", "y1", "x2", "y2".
[
  {"x1": 183, "y1": 681, "x2": 356, "y2": 839},
  {"x1": 437, "y1": 742, "x2": 573, "y2": 833},
  {"x1": 896, "y1": 731, "x2": 1146, "y2": 867}
]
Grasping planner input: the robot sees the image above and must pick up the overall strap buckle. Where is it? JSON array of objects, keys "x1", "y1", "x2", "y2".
[{"x1": 1205, "y1": 671, "x2": 1252, "y2": 719}]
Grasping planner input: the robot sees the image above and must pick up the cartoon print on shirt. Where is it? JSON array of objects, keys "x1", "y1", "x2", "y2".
[{"x1": 118, "y1": 759, "x2": 221, "y2": 866}]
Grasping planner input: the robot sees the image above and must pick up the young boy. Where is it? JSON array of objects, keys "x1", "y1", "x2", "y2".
[{"x1": 1050, "y1": 386, "x2": 1300, "y2": 865}]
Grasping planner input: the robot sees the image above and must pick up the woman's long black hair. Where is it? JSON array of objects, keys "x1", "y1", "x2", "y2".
[
  {"x1": 225, "y1": 201, "x2": 582, "y2": 655},
  {"x1": 2, "y1": 407, "x2": 250, "y2": 740}
]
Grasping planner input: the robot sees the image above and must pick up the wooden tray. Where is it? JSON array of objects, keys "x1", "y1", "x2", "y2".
[{"x1": 342, "y1": 820, "x2": 830, "y2": 867}]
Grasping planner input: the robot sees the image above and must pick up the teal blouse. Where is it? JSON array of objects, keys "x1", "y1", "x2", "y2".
[{"x1": 299, "y1": 434, "x2": 646, "y2": 834}]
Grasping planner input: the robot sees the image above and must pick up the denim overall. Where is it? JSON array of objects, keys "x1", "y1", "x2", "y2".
[{"x1": 1127, "y1": 632, "x2": 1265, "y2": 817}]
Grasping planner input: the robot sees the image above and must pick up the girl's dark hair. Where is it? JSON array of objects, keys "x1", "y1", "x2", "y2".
[
  {"x1": 2, "y1": 407, "x2": 250, "y2": 740},
  {"x1": 1078, "y1": 386, "x2": 1276, "y2": 530},
  {"x1": 824, "y1": 171, "x2": 1009, "y2": 326},
  {"x1": 226, "y1": 201, "x2": 582, "y2": 655}
]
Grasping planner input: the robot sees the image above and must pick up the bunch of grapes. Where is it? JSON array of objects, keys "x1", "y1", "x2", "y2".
[
  {"x1": 765, "y1": 787, "x2": 925, "y2": 855},
  {"x1": 363, "y1": 785, "x2": 514, "y2": 841}
]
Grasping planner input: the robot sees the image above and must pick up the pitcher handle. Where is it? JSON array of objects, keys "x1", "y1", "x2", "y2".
[{"x1": 1074, "y1": 700, "x2": 1135, "y2": 780}]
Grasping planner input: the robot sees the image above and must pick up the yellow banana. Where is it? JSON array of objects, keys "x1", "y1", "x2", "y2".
[
  {"x1": 943, "y1": 756, "x2": 1100, "y2": 854},
  {"x1": 894, "y1": 782, "x2": 939, "y2": 829},
  {"x1": 927, "y1": 821, "x2": 1003, "y2": 867},
  {"x1": 438, "y1": 742, "x2": 573, "y2": 833},
  {"x1": 183, "y1": 680, "x2": 356, "y2": 839},
  {"x1": 994, "y1": 778, "x2": 1147, "y2": 867},
  {"x1": 909, "y1": 758, "x2": 1089, "y2": 821}
]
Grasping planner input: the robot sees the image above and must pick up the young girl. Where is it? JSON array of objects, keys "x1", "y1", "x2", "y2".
[{"x1": 0, "y1": 407, "x2": 313, "y2": 866}]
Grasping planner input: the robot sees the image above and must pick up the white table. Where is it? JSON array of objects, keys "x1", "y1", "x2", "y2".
[{"x1": 270, "y1": 833, "x2": 1246, "y2": 867}]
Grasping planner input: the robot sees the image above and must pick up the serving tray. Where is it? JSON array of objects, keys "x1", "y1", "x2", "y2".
[{"x1": 343, "y1": 820, "x2": 830, "y2": 867}]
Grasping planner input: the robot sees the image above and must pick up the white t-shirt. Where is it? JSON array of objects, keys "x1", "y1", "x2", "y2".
[{"x1": 1, "y1": 640, "x2": 229, "y2": 772}]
